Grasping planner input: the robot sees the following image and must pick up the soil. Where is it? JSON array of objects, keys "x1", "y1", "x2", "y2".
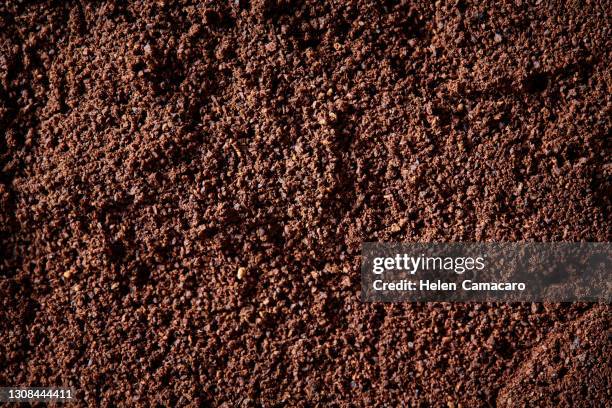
[{"x1": 0, "y1": 0, "x2": 610, "y2": 406}]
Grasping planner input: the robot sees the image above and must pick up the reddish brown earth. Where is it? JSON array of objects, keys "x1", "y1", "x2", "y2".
[{"x1": 0, "y1": 0, "x2": 610, "y2": 406}]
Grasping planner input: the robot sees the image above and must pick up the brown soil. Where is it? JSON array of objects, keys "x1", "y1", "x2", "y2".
[{"x1": 0, "y1": 0, "x2": 610, "y2": 406}]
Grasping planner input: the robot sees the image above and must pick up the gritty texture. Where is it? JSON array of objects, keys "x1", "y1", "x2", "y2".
[{"x1": 0, "y1": 0, "x2": 611, "y2": 406}]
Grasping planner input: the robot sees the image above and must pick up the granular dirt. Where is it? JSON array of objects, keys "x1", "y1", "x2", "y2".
[{"x1": 0, "y1": 0, "x2": 610, "y2": 406}]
